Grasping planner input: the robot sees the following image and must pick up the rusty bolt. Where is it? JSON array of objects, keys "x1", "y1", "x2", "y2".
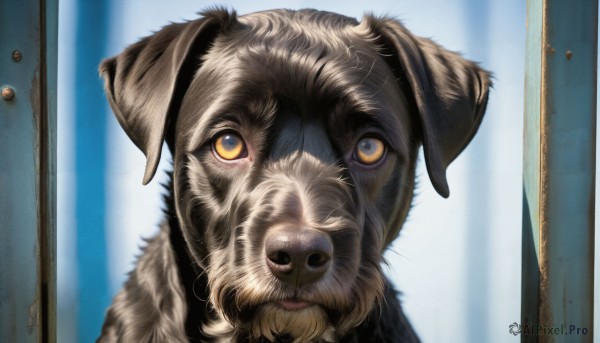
[
  {"x1": 2, "y1": 87, "x2": 15, "y2": 101},
  {"x1": 12, "y1": 50, "x2": 22, "y2": 62},
  {"x1": 566, "y1": 50, "x2": 573, "y2": 60}
]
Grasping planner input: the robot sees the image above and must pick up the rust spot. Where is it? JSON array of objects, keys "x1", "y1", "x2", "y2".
[
  {"x1": 30, "y1": 72, "x2": 40, "y2": 112},
  {"x1": 545, "y1": 43, "x2": 556, "y2": 56},
  {"x1": 28, "y1": 298, "x2": 39, "y2": 334},
  {"x1": 30, "y1": 70, "x2": 41, "y2": 154},
  {"x1": 566, "y1": 50, "x2": 573, "y2": 60}
]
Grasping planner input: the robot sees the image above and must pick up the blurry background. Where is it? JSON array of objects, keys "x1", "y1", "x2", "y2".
[{"x1": 57, "y1": 0, "x2": 529, "y2": 342}]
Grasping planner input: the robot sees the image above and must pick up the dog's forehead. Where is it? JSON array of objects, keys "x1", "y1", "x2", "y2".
[{"x1": 199, "y1": 8, "x2": 385, "y2": 95}]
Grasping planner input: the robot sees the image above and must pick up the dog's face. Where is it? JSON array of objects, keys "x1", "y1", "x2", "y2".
[
  {"x1": 100, "y1": 8, "x2": 490, "y2": 342},
  {"x1": 172, "y1": 13, "x2": 417, "y2": 340}
]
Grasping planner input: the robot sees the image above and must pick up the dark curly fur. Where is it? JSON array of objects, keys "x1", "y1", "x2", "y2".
[{"x1": 97, "y1": 8, "x2": 490, "y2": 343}]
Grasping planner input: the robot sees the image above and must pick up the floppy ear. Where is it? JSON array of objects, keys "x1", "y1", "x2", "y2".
[
  {"x1": 99, "y1": 9, "x2": 236, "y2": 184},
  {"x1": 365, "y1": 16, "x2": 492, "y2": 198}
]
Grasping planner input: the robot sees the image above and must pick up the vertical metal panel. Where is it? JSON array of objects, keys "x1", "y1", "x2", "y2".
[
  {"x1": 522, "y1": 0, "x2": 597, "y2": 341},
  {"x1": 522, "y1": 0, "x2": 544, "y2": 337},
  {"x1": 74, "y1": 1, "x2": 111, "y2": 341},
  {"x1": 44, "y1": 1, "x2": 58, "y2": 341},
  {"x1": 0, "y1": 0, "x2": 57, "y2": 342}
]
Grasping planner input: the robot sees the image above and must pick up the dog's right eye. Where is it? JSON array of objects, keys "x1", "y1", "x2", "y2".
[{"x1": 213, "y1": 133, "x2": 247, "y2": 160}]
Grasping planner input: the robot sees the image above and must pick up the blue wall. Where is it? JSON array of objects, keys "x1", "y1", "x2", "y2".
[{"x1": 73, "y1": 1, "x2": 110, "y2": 342}]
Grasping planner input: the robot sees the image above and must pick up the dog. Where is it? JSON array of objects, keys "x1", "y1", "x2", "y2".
[{"x1": 96, "y1": 7, "x2": 490, "y2": 343}]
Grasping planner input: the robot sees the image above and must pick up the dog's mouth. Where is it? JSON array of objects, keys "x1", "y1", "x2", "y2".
[
  {"x1": 277, "y1": 298, "x2": 312, "y2": 311},
  {"x1": 247, "y1": 300, "x2": 335, "y2": 342},
  {"x1": 213, "y1": 273, "x2": 377, "y2": 342}
]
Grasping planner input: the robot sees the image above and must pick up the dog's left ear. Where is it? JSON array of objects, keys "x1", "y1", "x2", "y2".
[
  {"x1": 363, "y1": 16, "x2": 492, "y2": 198},
  {"x1": 99, "y1": 9, "x2": 236, "y2": 184}
]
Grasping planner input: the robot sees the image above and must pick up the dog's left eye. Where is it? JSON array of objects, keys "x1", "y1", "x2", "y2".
[
  {"x1": 354, "y1": 137, "x2": 386, "y2": 165},
  {"x1": 213, "y1": 133, "x2": 247, "y2": 160}
]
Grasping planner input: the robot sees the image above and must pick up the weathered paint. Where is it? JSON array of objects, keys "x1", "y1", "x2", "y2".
[
  {"x1": 43, "y1": 0, "x2": 58, "y2": 340},
  {"x1": 522, "y1": 0, "x2": 596, "y2": 342},
  {"x1": 522, "y1": 0, "x2": 543, "y2": 338},
  {"x1": 0, "y1": 0, "x2": 57, "y2": 342}
]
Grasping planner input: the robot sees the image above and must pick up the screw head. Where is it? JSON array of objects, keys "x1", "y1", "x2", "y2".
[
  {"x1": 2, "y1": 87, "x2": 15, "y2": 101},
  {"x1": 12, "y1": 50, "x2": 22, "y2": 62}
]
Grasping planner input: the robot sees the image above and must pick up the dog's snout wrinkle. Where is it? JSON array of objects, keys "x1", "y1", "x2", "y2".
[{"x1": 265, "y1": 226, "x2": 333, "y2": 286}]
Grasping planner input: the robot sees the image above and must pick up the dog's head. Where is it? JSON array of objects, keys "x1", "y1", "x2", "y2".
[{"x1": 100, "y1": 8, "x2": 490, "y2": 342}]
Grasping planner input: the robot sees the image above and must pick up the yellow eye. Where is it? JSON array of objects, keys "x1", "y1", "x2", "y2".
[
  {"x1": 213, "y1": 133, "x2": 246, "y2": 160},
  {"x1": 355, "y1": 137, "x2": 385, "y2": 165}
]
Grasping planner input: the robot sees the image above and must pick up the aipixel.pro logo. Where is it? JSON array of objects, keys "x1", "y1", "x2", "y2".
[{"x1": 509, "y1": 322, "x2": 521, "y2": 336}]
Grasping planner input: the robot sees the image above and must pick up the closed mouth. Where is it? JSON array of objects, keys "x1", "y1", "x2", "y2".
[{"x1": 278, "y1": 299, "x2": 312, "y2": 311}]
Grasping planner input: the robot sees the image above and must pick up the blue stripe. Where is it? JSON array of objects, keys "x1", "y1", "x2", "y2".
[
  {"x1": 464, "y1": 0, "x2": 491, "y2": 341},
  {"x1": 75, "y1": 0, "x2": 111, "y2": 341}
]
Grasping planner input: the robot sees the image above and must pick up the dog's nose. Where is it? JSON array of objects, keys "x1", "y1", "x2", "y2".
[{"x1": 265, "y1": 226, "x2": 333, "y2": 285}]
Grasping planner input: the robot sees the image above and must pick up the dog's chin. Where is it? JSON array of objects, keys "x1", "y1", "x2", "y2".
[{"x1": 250, "y1": 302, "x2": 335, "y2": 343}]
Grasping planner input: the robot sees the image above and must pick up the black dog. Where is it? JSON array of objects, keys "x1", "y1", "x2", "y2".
[{"x1": 97, "y1": 8, "x2": 490, "y2": 343}]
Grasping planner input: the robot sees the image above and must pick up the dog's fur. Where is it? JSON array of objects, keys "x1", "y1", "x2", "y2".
[{"x1": 96, "y1": 8, "x2": 490, "y2": 343}]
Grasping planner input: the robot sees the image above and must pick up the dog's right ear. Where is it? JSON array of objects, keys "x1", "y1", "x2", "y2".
[{"x1": 99, "y1": 9, "x2": 236, "y2": 184}]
